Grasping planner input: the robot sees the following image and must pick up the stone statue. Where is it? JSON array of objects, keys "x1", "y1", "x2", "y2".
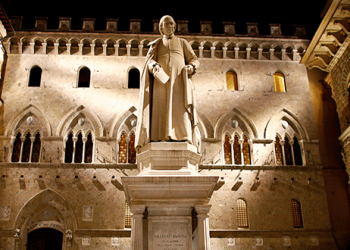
[{"x1": 136, "y1": 15, "x2": 201, "y2": 150}]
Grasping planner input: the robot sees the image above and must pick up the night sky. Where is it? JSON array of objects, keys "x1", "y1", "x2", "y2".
[{"x1": 0, "y1": 0, "x2": 328, "y2": 38}]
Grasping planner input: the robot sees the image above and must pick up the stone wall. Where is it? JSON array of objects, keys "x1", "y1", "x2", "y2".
[{"x1": 0, "y1": 26, "x2": 336, "y2": 249}]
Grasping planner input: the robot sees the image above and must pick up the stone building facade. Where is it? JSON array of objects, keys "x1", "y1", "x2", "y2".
[{"x1": 0, "y1": 13, "x2": 341, "y2": 250}]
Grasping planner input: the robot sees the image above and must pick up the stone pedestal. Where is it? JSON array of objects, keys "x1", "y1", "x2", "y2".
[{"x1": 122, "y1": 142, "x2": 218, "y2": 250}]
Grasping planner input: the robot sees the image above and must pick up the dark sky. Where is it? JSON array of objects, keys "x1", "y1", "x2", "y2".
[{"x1": 0, "y1": 0, "x2": 328, "y2": 38}]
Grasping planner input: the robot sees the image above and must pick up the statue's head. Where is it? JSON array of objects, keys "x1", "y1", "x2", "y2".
[{"x1": 159, "y1": 15, "x2": 176, "y2": 37}]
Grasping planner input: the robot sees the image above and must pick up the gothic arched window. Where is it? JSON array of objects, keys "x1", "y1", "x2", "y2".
[
  {"x1": 273, "y1": 72, "x2": 286, "y2": 92},
  {"x1": 275, "y1": 135, "x2": 284, "y2": 165},
  {"x1": 31, "y1": 132, "x2": 41, "y2": 163},
  {"x1": 233, "y1": 135, "x2": 241, "y2": 165},
  {"x1": 237, "y1": 198, "x2": 249, "y2": 228},
  {"x1": 11, "y1": 132, "x2": 22, "y2": 162},
  {"x1": 78, "y1": 67, "x2": 91, "y2": 88},
  {"x1": 293, "y1": 137, "x2": 303, "y2": 165},
  {"x1": 74, "y1": 132, "x2": 83, "y2": 163},
  {"x1": 84, "y1": 132, "x2": 93, "y2": 163},
  {"x1": 118, "y1": 133, "x2": 127, "y2": 163},
  {"x1": 291, "y1": 199, "x2": 303, "y2": 228},
  {"x1": 128, "y1": 68, "x2": 140, "y2": 89},
  {"x1": 21, "y1": 132, "x2": 31, "y2": 162},
  {"x1": 224, "y1": 134, "x2": 232, "y2": 164},
  {"x1": 28, "y1": 66, "x2": 42, "y2": 87},
  {"x1": 226, "y1": 71, "x2": 238, "y2": 91},
  {"x1": 242, "y1": 135, "x2": 251, "y2": 165},
  {"x1": 128, "y1": 133, "x2": 136, "y2": 163},
  {"x1": 284, "y1": 136, "x2": 293, "y2": 165},
  {"x1": 64, "y1": 132, "x2": 74, "y2": 163}
]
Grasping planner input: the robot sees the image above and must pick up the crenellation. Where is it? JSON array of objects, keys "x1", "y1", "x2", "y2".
[{"x1": 8, "y1": 16, "x2": 307, "y2": 39}]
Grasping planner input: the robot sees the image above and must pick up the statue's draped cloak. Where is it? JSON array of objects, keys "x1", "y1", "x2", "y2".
[{"x1": 135, "y1": 36, "x2": 200, "y2": 149}]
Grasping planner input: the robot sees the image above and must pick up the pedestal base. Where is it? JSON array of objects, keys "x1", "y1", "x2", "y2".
[
  {"x1": 123, "y1": 142, "x2": 217, "y2": 250},
  {"x1": 137, "y1": 142, "x2": 201, "y2": 175}
]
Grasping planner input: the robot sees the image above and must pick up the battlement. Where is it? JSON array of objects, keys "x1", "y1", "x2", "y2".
[{"x1": 9, "y1": 16, "x2": 308, "y2": 39}]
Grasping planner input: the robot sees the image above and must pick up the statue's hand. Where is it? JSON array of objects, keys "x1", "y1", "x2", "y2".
[
  {"x1": 149, "y1": 62, "x2": 160, "y2": 75},
  {"x1": 185, "y1": 65, "x2": 195, "y2": 75}
]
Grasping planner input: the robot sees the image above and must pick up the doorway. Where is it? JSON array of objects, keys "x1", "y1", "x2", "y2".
[{"x1": 27, "y1": 228, "x2": 63, "y2": 250}]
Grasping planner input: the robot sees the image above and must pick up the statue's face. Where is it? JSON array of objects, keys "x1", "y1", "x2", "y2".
[{"x1": 160, "y1": 16, "x2": 176, "y2": 36}]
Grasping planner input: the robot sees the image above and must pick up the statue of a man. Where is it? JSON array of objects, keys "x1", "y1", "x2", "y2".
[{"x1": 136, "y1": 15, "x2": 200, "y2": 150}]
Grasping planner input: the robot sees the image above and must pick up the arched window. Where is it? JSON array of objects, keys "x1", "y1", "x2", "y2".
[
  {"x1": 118, "y1": 133, "x2": 127, "y2": 163},
  {"x1": 31, "y1": 132, "x2": 41, "y2": 163},
  {"x1": 74, "y1": 132, "x2": 83, "y2": 163},
  {"x1": 64, "y1": 132, "x2": 74, "y2": 163},
  {"x1": 78, "y1": 67, "x2": 91, "y2": 88},
  {"x1": 291, "y1": 199, "x2": 303, "y2": 228},
  {"x1": 128, "y1": 68, "x2": 140, "y2": 89},
  {"x1": 275, "y1": 136, "x2": 284, "y2": 165},
  {"x1": 284, "y1": 136, "x2": 293, "y2": 165},
  {"x1": 11, "y1": 131, "x2": 42, "y2": 163},
  {"x1": 233, "y1": 135, "x2": 241, "y2": 165},
  {"x1": 293, "y1": 137, "x2": 302, "y2": 165},
  {"x1": 273, "y1": 72, "x2": 286, "y2": 92},
  {"x1": 242, "y1": 135, "x2": 251, "y2": 165},
  {"x1": 21, "y1": 132, "x2": 31, "y2": 162},
  {"x1": 65, "y1": 131, "x2": 94, "y2": 163},
  {"x1": 84, "y1": 132, "x2": 93, "y2": 163},
  {"x1": 128, "y1": 133, "x2": 136, "y2": 163},
  {"x1": 11, "y1": 132, "x2": 22, "y2": 162},
  {"x1": 226, "y1": 71, "x2": 238, "y2": 91},
  {"x1": 237, "y1": 198, "x2": 249, "y2": 228},
  {"x1": 28, "y1": 66, "x2": 42, "y2": 87},
  {"x1": 224, "y1": 134, "x2": 232, "y2": 164}
]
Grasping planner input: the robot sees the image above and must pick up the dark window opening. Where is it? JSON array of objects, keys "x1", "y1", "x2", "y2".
[
  {"x1": 21, "y1": 132, "x2": 31, "y2": 162},
  {"x1": 74, "y1": 132, "x2": 83, "y2": 163},
  {"x1": 128, "y1": 68, "x2": 140, "y2": 88},
  {"x1": 64, "y1": 132, "x2": 74, "y2": 163},
  {"x1": 11, "y1": 132, "x2": 22, "y2": 162},
  {"x1": 31, "y1": 132, "x2": 41, "y2": 163},
  {"x1": 27, "y1": 228, "x2": 63, "y2": 250},
  {"x1": 84, "y1": 132, "x2": 93, "y2": 163},
  {"x1": 78, "y1": 67, "x2": 91, "y2": 88},
  {"x1": 29, "y1": 66, "x2": 42, "y2": 87}
]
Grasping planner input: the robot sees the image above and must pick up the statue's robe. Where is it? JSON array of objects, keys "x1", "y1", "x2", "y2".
[{"x1": 135, "y1": 35, "x2": 200, "y2": 149}]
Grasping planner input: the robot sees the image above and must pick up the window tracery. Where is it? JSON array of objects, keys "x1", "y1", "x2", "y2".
[
  {"x1": 11, "y1": 131, "x2": 41, "y2": 163},
  {"x1": 64, "y1": 131, "x2": 94, "y2": 163}
]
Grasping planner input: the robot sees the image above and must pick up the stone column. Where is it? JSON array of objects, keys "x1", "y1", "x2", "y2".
[
  {"x1": 246, "y1": 47, "x2": 251, "y2": 60},
  {"x1": 269, "y1": 48, "x2": 275, "y2": 60},
  {"x1": 138, "y1": 44, "x2": 143, "y2": 57},
  {"x1": 223, "y1": 46, "x2": 227, "y2": 59},
  {"x1": 210, "y1": 47, "x2": 215, "y2": 58},
  {"x1": 126, "y1": 44, "x2": 131, "y2": 57},
  {"x1": 102, "y1": 43, "x2": 107, "y2": 56},
  {"x1": 42, "y1": 43, "x2": 47, "y2": 54},
  {"x1": 130, "y1": 205, "x2": 146, "y2": 250},
  {"x1": 30, "y1": 42, "x2": 35, "y2": 54},
  {"x1": 258, "y1": 48, "x2": 263, "y2": 60},
  {"x1": 90, "y1": 44, "x2": 95, "y2": 56},
  {"x1": 54, "y1": 43, "x2": 59, "y2": 55},
  {"x1": 67, "y1": 43, "x2": 71, "y2": 55},
  {"x1": 195, "y1": 205, "x2": 211, "y2": 250},
  {"x1": 199, "y1": 46, "x2": 204, "y2": 58},
  {"x1": 234, "y1": 47, "x2": 239, "y2": 59},
  {"x1": 114, "y1": 44, "x2": 119, "y2": 56}
]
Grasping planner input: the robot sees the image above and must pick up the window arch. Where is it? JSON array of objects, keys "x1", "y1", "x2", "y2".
[
  {"x1": 274, "y1": 135, "x2": 284, "y2": 165},
  {"x1": 273, "y1": 72, "x2": 286, "y2": 92},
  {"x1": 11, "y1": 131, "x2": 42, "y2": 163},
  {"x1": 291, "y1": 199, "x2": 303, "y2": 228},
  {"x1": 226, "y1": 70, "x2": 238, "y2": 91},
  {"x1": 118, "y1": 133, "x2": 127, "y2": 163},
  {"x1": 11, "y1": 132, "x2": 22, "y2": 162},
  {"x1": 128, "y1": 68, "x2": 140, "y2": 89},
  {"x1": 128, "y1": 133, "x2": 136, "y2": 163},
  {"x1": 242, "y1": 135, "x2": 251, "y2": 165},
  {"x1": 78, "y1": 67, "x2": 91, "y2": 88},
  {"x1": 274, "y1": 134, "x2": 303, "y2": 166},
  {"x1": 237, "y1": 198, "x2": 249, "y2": 228},
  {"x1": 233, "y1": 135, "x2": 242, "y2": 165},
  {"x1": 224, "y1": 134, "x2": 232, "y2": 164},
  {"x1": 28, "y1": 66, "x2": 42, "y2": 87},
  {"x1": 64, "y1": 131, "x2": 94, "y2": 163}
]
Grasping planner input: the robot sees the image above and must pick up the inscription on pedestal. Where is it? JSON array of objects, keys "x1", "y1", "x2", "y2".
[{"x1": 149, "y1": 217, "x2": 191, "y2": 250}]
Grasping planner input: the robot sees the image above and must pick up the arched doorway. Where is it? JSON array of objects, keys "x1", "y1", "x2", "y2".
[{"x1": 26, "y1": 228, "x2": 63, "y2": 250}]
